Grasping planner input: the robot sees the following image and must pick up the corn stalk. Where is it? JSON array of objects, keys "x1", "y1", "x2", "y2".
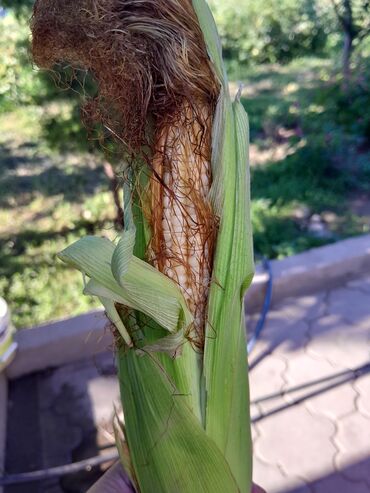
[{"x1": 31, "y1": 0, "x2": 254, "y2": 491}]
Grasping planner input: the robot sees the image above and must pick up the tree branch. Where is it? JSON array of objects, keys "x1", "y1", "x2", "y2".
[{"x1": 330, "y1": 0, "x2": 358, "y2": 37}]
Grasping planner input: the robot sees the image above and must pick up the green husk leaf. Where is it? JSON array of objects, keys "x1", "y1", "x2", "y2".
[
  {"x1": 58, "y1": 236, "x2": 193, "y2": 334},
  {"x1": 113, "y1": 409, "x2": 138, "y2": 490},
  {"x1": 118, "y1": 347, "x2": 240, "y2": 493},
  {"x1": 99, "y1": 295, "x2": 133, "y2": 347},
  {"x1": 137, "y1": 328, "x2": 185, "y2": 358},
  {"x1": 111, "y1": 229, "x2": 136, "y2": 286},
  {"x1": 59, "y1": 236, "x2": 192, "y2": 332},
  {"x1": 203, "y1": 93, "x2": 254, "y2": 492},
  {"x1": 208, "y1": 90, "x2": 229, "y2": 216},
  {"x1": 191, "y1": 0, "x2": 227, "y2": 86}
]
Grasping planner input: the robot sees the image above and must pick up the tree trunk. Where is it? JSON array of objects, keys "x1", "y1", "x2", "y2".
[
  {"x1": 102, "y1": 160, "x2": 124, "y2": 229},
  {"x1": 342, "y1": 30, "x2": 353, "y2": 91},
  {"x1": 341, "y1": 0, "x2": 354, "y2": 92}
]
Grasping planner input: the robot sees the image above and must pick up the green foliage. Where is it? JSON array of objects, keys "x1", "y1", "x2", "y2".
[
  {"x1": 0, "y1": 0, "x2": 369, "y2": 326},
  {"x1": 0, "y1": 13, "x2": 98, "y2": 153},
  {"x1": 331, "y1": 0, "x2": 370, "y2": 43},
  {"x1": 334, "y1": 77, "x2": 370, "y2": 140},
  {"x1": 251, "y1": 143, "x2": 345, "y2": 210},
  {"x1": 0, "y1": 0, "x2": 33, "y2": 18},
  {"x1": 251, "y1": 200, "x2": 332, "y2": 259},
  {"x1": 239, "y1": 57, "x2": 370, "y2": 259},
  {"x1": 209, "y1": 0, "x2": 333, "y2": 64},
  {"x1": 41, "y1": 104, "x2": 91, "y2": 153},
  {"x1": 0, "y1": 110, "x2": 115, "y2": 328},
  {"x1": 0, "y1": 14, "x2": 44, "y2": 112}
]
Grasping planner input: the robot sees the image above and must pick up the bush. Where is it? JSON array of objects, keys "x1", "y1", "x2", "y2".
[
  {"x1": 334, "y1": 73, "x2": 370, "y2": 141},
  {"x1": 251, "y1": 142, "x2": 346, "y2": 210},
  {"x1": 0, "y1": 13, "x2": 44, "y2": 112},
  {"x1": 209, "y1": 0, "x2": 334, "y2": 64}
]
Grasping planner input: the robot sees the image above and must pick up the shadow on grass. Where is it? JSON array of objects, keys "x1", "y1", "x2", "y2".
[
  {"x1": 0, "y1": 217, "x2": 114, "y2": 276},
  {"x1": 0, "y1": 143, "x2": 106, "y2": 208},
  {"x1": 251, "y1": 143, "x2": 346, "y2": 210}
]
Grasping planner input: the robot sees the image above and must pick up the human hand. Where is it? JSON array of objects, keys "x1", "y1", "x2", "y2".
[
  {"x1": 252, "y1": 484, "x2": 267, "y2": 493},
  {"x1": 88, "y1": 462, "x2": 266, "y2": 493},
  {"x1": 87, "y1": 462, "x2": 134, "y2": 493}
]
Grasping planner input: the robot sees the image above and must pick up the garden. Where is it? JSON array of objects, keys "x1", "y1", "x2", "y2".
[{"x1": 0, "y1": 0, "x2": 369, "y2": 328}]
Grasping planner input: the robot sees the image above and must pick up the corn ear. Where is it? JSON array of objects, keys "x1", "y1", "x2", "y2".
[{"x1": 47, "y1": 0, "x2": 255, "y2": 490}]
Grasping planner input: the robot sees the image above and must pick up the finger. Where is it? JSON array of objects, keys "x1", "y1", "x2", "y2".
[
  {"x1": 252, "y1": 483, "x2": 267, "y2": 493},
  {"x1": 87, "y1": 462, "x2": 134, "y2": 493}
]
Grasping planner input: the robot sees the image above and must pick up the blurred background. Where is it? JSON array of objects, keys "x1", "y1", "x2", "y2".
[{"x1": 0, "y1": 0, "x2": 369, "y2": 330}]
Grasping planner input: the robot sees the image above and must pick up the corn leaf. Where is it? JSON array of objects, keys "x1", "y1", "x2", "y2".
[
  {"x1": 99, "y1": 295, "x2": 133, "y2": 347},
  {"x1": 191, "y1": 0, "x2": 229, "y2": 215},
  {"x1": 118, "y1": 348, "x2": 240, "y2": 493},
  {"x1": 113, "y1": 410, "x2": 138, "y2": 490},
  {"x1": 58, "y1": 236, "x2": 193, "y2": 334},
  {"x1": 138, "y1": 328, "x2": 185, "y2": 358},
  {"x1": 191, "y1": 0, "x2": 227, "y2": 87},
  {"x1": 203, "y1": 95, "x2": 254, "y2": 492},
  {"x1": 111, "y1": 229, "x2": 136, "y2": 286}
]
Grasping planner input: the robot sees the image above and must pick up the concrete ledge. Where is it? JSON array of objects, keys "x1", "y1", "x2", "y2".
[
  {"x1": 245, "y1": 234, "x2": 370, "y2": 312},
  {"x1": 5, "y1": 310, "x2": 113, "y2": 380}
]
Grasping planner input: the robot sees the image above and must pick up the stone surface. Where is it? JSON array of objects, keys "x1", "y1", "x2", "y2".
[
  {"x1": 253, "y1": 457, "x2": 311, "y2": 493},
  {"x1": 311, "y1": 475, "x2": 370, "y2": 493},
  {"x1": 283, "y1": 352, "x2": 358, "y2": 418},
  {"x1": 335, "y1": 413, "x2": 370, "y2": 485},
  {"x1": 4, "y1": 352, "x2": 118, "y2": 493},
  {"x1": 307, "y1": 314, "x2": 370, "y2": 369},
  {"x1": 254, "y1": 405, "x2": 336, "y2": 480},
  {"x1": 355, "y1": 372, "x2": 370, "y2": 418},
  {"x1": 246, "y1": 234, "x2": 370, "y2": 313},
  {"x1": 327, "y1": 286, "x2": 370, "y2": 327},
  {"x1": 306, "y1": 380, "x2": 358, "y2": 420},
  {"x1": 250, "y1": 354, "x2": 286, "y2": 416},
  {"x1": 347, "y1": 275, "x2": 370, "y2": 294},
  {"x1": 250, "y1": 273, "x2": 370, "y2": 493},
  {"x1": 270, "y1": 234, "x2": 370, "y2": 306}
]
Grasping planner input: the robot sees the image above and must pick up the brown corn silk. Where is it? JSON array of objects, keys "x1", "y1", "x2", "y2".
[{"x1": 31, "y1": 0, "x2": 220, "y2": 348}]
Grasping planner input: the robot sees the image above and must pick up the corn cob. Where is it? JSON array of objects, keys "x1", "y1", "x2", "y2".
[{"x1": 150, "y1": 101, "x2": 216, "y2": 347}]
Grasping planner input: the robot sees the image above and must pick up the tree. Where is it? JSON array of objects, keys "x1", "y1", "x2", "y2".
[
  {"x1": 209, "y1": 0, "x2": 329, "y2": 64},
  {"x1": 330, "y1": 0, "x2": 370, "y2": 87}
]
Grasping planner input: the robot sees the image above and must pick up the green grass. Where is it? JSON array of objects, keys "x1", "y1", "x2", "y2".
[
  {"x1": 1, "y1": 56, "x2": 370, "y2": 327},
  {"x1": 0, "y1": 107, "x2": 117, "y2": 328},
  {"x1": 238, "y1": 57, "x2": 370, "y2": 258}
]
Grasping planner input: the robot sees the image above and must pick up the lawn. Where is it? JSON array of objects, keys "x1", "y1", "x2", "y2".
[
  {"x1": 239, "y1": 57, "x2": 370, "y2": 258},
  {"x1": 1, "y1": 56, "x2": 369, "y2": 328},
  {"x1": 0, "y1": 107, "x2": 116, "y2": 328}
]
